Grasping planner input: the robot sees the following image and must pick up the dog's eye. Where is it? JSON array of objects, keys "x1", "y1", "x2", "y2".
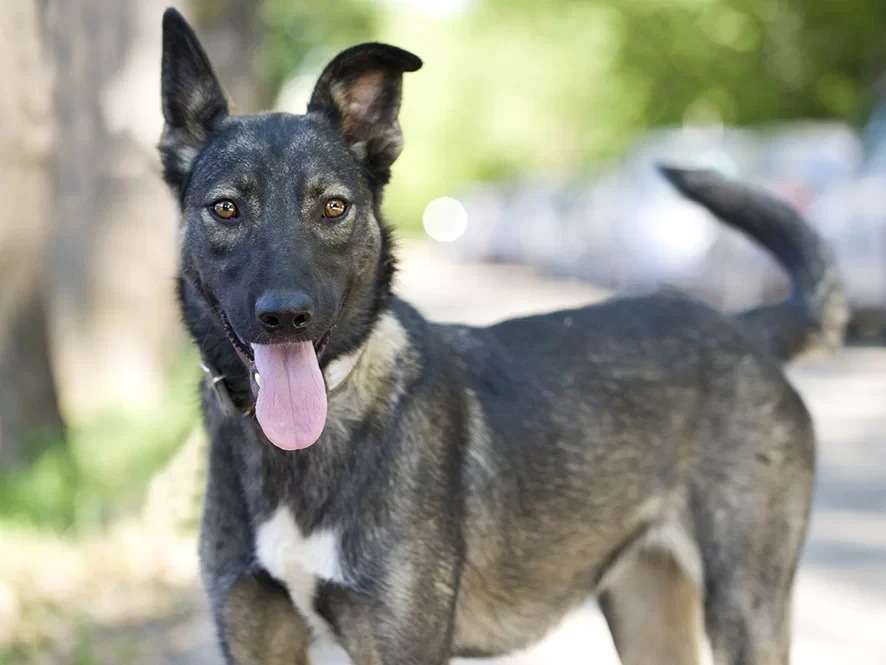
[
  {"x1": 323, "y1": 198, "x2": 348, "y2": 219},
  {"x1": 211, "y1": 199, "x2": 239, "y2": 221}
]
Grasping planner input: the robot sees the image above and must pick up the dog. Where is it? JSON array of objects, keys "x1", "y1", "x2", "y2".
[{"x1": 158, "y1": 8, "x2": 847, "y2": 665}]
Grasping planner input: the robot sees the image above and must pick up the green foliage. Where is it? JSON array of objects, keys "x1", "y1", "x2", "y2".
[
  {"x1": 258, "y1": 0, "x2": 886, "y2": 231},
  {"x1": 259, "y1": 0, "x2": 379, "y2": 95},
  {"x1": 0, "y1": 351, "x2": 201, "y2": 533}
]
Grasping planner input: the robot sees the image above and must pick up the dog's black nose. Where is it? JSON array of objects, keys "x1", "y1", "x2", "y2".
[{"x1": 255, "y1": 290, "x2": 314, "y2": 332}]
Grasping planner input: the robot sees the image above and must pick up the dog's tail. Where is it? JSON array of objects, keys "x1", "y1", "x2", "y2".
[{"x1": 659, "y1": 165, "x2": 848, "y2": 362}]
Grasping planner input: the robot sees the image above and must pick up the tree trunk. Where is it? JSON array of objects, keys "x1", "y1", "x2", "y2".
[
  {"x1": 43, "y1": 0, "x2": 182, "y2": 416},
  {"x1": 0, "y1": 0, "x2": 269, "y2": 463},
  {"x1": 192, "y1": 0, "x2": 271, "y2": 111},
  {"x1": 0, "y1": 1, "x2": 64, "y2": 467}
]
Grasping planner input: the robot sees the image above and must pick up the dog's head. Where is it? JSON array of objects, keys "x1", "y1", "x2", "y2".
[{"x1": 159, "y1": 8, "x2": 420, "y2": 450}]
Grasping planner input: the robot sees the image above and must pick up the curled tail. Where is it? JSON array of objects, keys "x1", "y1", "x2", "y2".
[{"x1": 660, "y1": 165, "x2": 848, "y2": 362}]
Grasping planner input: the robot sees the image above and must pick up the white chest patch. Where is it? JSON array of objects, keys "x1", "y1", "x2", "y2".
[{"x1": 255, "y1": 505, "x2": 348, "y2": 649}]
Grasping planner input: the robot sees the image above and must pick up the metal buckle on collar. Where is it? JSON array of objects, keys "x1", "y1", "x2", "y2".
[{"x1": 200, "y1": 360, "x2": 237, "y2": 417}]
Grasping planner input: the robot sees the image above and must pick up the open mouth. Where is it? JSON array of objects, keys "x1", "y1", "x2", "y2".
[
  {"x1": 217, "y1": 308, "x2": 333, "y2": 364},
  {"x1": 218, "y1": 308, "x2": 255, "y2": 363},
  {"x1": 216, "y1": 307, "x2": 331, "y2": 452}
]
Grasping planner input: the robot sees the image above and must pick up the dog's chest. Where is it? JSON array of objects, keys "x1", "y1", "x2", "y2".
[{"x1": 255, "y1": 505, "x2": 351, "y2": 661}]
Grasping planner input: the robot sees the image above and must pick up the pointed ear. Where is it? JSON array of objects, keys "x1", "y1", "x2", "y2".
[
  {"x1": 308, "y1": 43, "x2": 422, "y2": 185},
  {"x1": 159, "y1": 7, "x2": 229, "y2": 190}
]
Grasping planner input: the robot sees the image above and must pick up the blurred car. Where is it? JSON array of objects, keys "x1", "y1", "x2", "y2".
[{"x1": 448, "y1": 122, "x2": 886, "y2": 343}]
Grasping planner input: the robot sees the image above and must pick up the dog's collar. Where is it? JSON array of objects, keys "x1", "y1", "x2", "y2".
[{"x1": 199, "y1": 358, "x2": 253, "y2": 417}]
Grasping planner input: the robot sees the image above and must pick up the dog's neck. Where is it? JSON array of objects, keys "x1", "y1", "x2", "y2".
[
  {"x1": 230, "y1": 298, "x2": 422, "y2": 533},
  {"x1": 323, "y1": 307, "x2": 417, "y2": 429}
]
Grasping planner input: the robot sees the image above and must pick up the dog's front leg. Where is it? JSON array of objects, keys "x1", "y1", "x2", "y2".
[
  {"x1": 322, "y1": 557, "x2": 458, "y2": 665},
  {"x1": 221, "y1": 570, "x2": 310, "y2": 665},
  {"x1": 200, "y1": 415, "x2": 310, "y2": 664}
]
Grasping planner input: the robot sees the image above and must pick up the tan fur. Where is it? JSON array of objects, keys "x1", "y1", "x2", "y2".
[
  {"x1": 325, "y1": 310, "x2": 415, "y2": 430},
  {"x1": 453, "y1": 389, "x2": 592, "y2": 655},
  {"x1": 598, "y1": 498, "x2": 705, "y2": 594},
  {"x1": 222, "y1": 575, "x2": 310, "y2": 665},
  {"x1": 601, "y1": 549, "x2": 708, "y2": 665},
  {"x1": 809, "y1": 263, "x2": 850, "y2": 355}
]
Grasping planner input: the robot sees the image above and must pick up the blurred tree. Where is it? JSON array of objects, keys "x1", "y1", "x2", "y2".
[
  {"x1": 0, "y1": 1, "x2": 64, "y2": 467},
  {"x1": 0, "y1": 0, "x2": 294, "y2": 468},
  {"x1": 257, "y1": 0, "x2": 886, "y2": 228},
  {"x1": 42, "y1": 0, "x2": 181, "y2": 417},
  {"x1": 191, "y1": 0, "x2": 273, "y2": 111},
  {"x1": 258, "y1": 0, "x2": 378, "y2": 98}
]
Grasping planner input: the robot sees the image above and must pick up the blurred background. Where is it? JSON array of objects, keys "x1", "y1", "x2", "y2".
[{"x1": 2, "y1": 0, "x2": 885, "y2": 663}]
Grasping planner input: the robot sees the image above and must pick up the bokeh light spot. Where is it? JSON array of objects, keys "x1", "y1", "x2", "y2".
[{"x1": 422, "y1": 197, "x2": 469, "y2": 242}]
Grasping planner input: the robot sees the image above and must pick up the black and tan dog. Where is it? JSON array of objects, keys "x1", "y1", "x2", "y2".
[{"x1": 159, "y1": 8, "x2": 847, "y2": 665}]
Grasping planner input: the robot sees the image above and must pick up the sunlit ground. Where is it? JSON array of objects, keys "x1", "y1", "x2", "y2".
[{"x1": 2, "y1": 241, "x2": 884, "y2": 664}]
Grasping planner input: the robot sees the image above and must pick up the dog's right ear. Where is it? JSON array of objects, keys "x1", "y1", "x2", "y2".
[
  {"x1": 308, "y1": 43, "x2": 422, "y2": 187},
  {"x1": 159, "y1": 7, "x2": 229, "y2": 191}
]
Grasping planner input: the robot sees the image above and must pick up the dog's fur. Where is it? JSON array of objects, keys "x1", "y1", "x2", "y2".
[{"x1": 158, "y1": 8, "x2": 848, "y2": 665}]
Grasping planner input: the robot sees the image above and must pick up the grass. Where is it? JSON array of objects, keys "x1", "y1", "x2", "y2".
[
  {"x1": 0, "y1": 371, "x2": 209, "y2": 663},
  {"x1": 0, "y1": 507, "x2": 207, "y2": 664},
  {"x1": 0, "y1": 349, "x2": 202, "y2": 534}
]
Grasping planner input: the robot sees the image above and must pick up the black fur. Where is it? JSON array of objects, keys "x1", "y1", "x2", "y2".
[
  {"x1": 160, "y1": 8, "x2": 229, "y2": 193},
  {"x1": 660, "y1": 165, "x2": 847, "y2": 359}
]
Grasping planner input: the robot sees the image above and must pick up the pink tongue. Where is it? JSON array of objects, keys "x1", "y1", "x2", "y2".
[{"x1": 252, "y1": 342, "x2": 327, "y2": 450}]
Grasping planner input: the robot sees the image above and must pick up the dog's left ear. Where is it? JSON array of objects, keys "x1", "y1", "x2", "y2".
[
  {"x1": 159, "y1": 8, "x2": 229, "y2": 191},
  {"x1": 308, "y1": 43, "x2": 422, "y2": 185}
]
